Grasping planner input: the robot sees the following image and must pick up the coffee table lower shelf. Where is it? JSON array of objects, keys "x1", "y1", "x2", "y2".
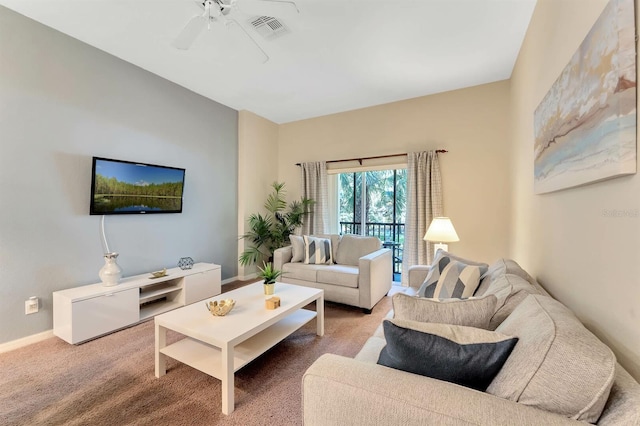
[{"x1": 160, "y1": 309, "x2": 317, "y2": 378}]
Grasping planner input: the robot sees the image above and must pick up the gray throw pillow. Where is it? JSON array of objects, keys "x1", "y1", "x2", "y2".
[
  {"x1": 289, "y1": 235, "x2": 304, "y2": 263},
  {"x1": 392, "y1": 293, "x2": 497, "y2": 329},
  {"x1": 377, "y1": 319, "x2": 518, "y2": 391},
  {"x1": 418, "y1": 251, "x2": 488, "y2": 298}
]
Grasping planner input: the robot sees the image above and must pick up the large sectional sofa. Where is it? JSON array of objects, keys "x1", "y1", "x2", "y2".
[
  {"x1": 302, "y1": 255, "x2": 640, "y2": 425},
  {"x1": 274, "y1": 234, "x2": 392, "y2": 313}
]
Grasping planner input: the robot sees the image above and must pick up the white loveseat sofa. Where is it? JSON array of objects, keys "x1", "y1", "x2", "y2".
[
  {"x1": 273, "y1": 234, "x2": 392, "y2": 313},
  {"x1": 302, "y1": 257, "x2": 640, "y2": 425}
]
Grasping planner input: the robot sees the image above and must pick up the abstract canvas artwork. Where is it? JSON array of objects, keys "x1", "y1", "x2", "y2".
[{"x1": 534, "y1": 0, "x2": 636, "y2": 194}]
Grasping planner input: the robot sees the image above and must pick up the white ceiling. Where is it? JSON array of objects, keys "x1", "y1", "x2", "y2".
[{"x1": 0, "y1": 0, "x2": 537, "y2": 124}]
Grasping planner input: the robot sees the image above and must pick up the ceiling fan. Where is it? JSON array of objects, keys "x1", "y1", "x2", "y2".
[{"x1": 173, "y1": 0, "x2": 299, "y2": 63}]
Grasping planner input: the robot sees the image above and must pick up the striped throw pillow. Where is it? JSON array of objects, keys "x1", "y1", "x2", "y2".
[
  {"x1": 303, "y1": 236, "x2": 333, "y2": 265},
  {"x1": 418, "y1": 254, "x2": 488, "y2": 299}
]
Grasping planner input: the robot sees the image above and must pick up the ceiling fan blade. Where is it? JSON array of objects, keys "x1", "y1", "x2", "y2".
[
  {"x1": 173, "y1": 15, "x2": 207, "y2": 50},
  {"x1": 229, "y1": 18, "x2": 269, "y2": 63},
  {"x1": 235, "y1": 0, "x2": 299, "y2": 20}
]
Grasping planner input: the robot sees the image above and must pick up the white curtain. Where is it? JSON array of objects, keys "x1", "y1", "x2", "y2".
[
  {"x1": 401, "y1": 151, "x2": 443, "y2": 285},
  {"x1": 300, "y1": 161, "x2": 328, "y2": 235}
]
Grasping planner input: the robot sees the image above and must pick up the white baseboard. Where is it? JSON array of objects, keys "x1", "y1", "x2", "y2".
[
  {"x1": 221, "y1": 273, "x2": 258, "y2": 285},
  {"x1": 237, "y1": 273, "x2": 258, "y2": 282},
  {"x1": 221, "y1": 276, "x2": 235, "y2": 285},
  {"x1": 0, "y1": 329, "x2": 54, "y2": 354}
]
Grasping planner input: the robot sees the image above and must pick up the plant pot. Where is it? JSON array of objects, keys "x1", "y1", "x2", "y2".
[{"x1": 263, "y1": 283, "x2": 275, "y2": 295}]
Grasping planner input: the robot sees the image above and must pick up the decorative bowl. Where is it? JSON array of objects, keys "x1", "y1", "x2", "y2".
[
  {"x1": 150, "y1": 268, "x2": 167, "y2": 278},
  {"x1": 206, "y1": 299, "x2": 235, "y2": 316}
]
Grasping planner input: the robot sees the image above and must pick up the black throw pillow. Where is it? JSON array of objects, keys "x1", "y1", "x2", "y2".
[{"x1": 377, "y1": 319, "x2": 518, "y2": 391}]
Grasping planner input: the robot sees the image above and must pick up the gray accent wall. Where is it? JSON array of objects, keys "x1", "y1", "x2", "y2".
[{"x1": 0, "y1": 6, "x2": 238, "y2": 344}]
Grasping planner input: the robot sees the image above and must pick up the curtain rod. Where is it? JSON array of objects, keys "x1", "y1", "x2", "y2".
[{"x1": 295, "y1": 150, "x2": 448, "y2": 166}]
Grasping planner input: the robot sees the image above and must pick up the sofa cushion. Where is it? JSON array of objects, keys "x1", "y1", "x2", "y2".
[
  {"x1": 417, "y1": 251, "x2": 488, "y2": 298},
  {"x1": 289, "y1": 235, "x2": 305, "y2": 263},
  {"x1": 481, "y1": 274, "x2": 542, "y2": 330},
  {"x1": 487, "y1": 295, "x2": 616, "y2": 423},
  {"x1": 392, "y1": 293, "x2": 497, "y2": 329},
  {"x1": 335, "y1": 234, "x2": 381, "y2": 266},
  {"x1": 303, "y1": 235, "x2": 333, "y2": 265},
  {"x1": 316, "y1": 265, "x2": 359, "y2": 288},
  {"x1": 378, "y1": 319, "x2": 518, "y2": 392},
  {"x1": 282, "y1": 262, "x2": 326, "y2": 282}
]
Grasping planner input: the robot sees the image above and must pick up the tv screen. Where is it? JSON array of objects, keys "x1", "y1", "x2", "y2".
[{"x1": 90, "y1": 157, "x2": 185, "y2": 215}]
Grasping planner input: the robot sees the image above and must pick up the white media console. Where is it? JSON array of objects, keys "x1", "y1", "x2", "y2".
[{"x1": 53, "y1": 262, "x2": 221, "y2": 344}]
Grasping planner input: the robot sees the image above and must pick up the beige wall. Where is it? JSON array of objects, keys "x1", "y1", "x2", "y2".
[
  {"x1": 237, "y1": 110, "x2": 279, "y2": 278},
  {"x1": 510, "y1": 0, "x2": 640, "y2": 379},
  {"x1": 277, "y1": 81, "x2": 512, "y2": 264}
]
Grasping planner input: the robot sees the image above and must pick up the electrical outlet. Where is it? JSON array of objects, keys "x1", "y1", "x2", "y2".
[{"x1": 25, "y1": 297, "x2": 39, "y2": 315}]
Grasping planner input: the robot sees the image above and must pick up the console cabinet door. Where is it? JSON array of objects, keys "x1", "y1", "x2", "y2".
[
  {"x1": 71, "y1": 288, "x2": 139, "y2": 344},
  {"x1": 184, "y1": 269, "x2": 221, "y2": 305}
]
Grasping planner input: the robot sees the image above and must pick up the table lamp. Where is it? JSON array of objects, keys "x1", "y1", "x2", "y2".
[{"x1": 424, "y1": 217, "x2": 459, "y2": 253}]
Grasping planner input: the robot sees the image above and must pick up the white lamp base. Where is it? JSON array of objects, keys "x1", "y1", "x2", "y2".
[{"x1": 433, "y1": 243, "x2": 448, "y2": 253}]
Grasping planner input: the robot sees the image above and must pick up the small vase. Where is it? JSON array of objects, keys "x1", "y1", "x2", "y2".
[
  {"x1": 100, "y1": 252, "x2": 123, "y2": 287},
  {"x1": 263, "y1": 283, "x2": 275, "y2": 295}
]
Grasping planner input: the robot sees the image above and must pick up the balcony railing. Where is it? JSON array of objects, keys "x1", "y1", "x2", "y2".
[{"x1": 339, "y1": 221, "x2": 404, "y2": 277}]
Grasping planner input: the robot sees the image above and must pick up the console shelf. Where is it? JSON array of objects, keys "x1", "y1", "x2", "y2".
[
  {"x1": 139, "y1": 281, "x2": 182, "y2": 304},
  {"x1": 140, "y1": 300, "x2": 183, "y2": 321},
  {"x1": 53, "y1": 263, "x2": 221, "y2": 344}
]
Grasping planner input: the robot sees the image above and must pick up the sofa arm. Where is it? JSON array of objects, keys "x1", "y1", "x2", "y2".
[
  {"x1": 358, "y1": 248, "x2": 392, "y2": 310},
  {"x1": 273, "y1": 246, "x2": 292, "y2": 272},
  {"x1": 303, "y1": 354, "x2": 580, "y2": 426},
  {"x1": 408, "y1": 264, "x2": 431, "y2": 288}
]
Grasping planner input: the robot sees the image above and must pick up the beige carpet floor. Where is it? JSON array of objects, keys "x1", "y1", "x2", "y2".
[{"x1": 0, "y1": 282, "x2": 392, "y2": 426}]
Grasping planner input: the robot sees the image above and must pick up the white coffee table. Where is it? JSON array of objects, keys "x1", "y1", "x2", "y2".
[{"x1": 154, "y1": 281, "x2": 324, "y2": 415}]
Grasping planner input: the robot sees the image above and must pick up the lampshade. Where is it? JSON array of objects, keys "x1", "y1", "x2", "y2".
[{"x1": 423, "y1": 217, "x2": 460, "y2": 243}]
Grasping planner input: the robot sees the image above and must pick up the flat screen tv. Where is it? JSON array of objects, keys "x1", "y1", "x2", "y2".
[{"x1": 90, "y1": 157, "x2": 185, "y2": 215}]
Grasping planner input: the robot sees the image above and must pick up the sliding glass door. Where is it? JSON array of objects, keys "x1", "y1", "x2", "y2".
[{"x1": 337, "y1": 169, "x2": 406, "y2": 280}]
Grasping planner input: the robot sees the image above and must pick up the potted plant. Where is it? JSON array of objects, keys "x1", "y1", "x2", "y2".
[
  {"x1": 239, "y1": 182, "x2": 314, "y2": 267},
  {"x1": 257, "y1": 261, "x2": 282, "y2": 295}
]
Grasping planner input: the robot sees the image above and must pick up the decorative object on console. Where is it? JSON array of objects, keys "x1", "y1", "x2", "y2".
[
  {"x1": 533, "y1": 0, "x2": 636, "y2": 194},
  {"x1": 99, "y1": 252, "x2": 123, "y2": 287},
  {"x1": 423, "y1": 217, "x2": 459, "y2": 253},
  {"x1": 206, "y1": 299, "x2": 235, "y2": 316},
  {"x1": 98, "y1": 215, "x2": 123, "y2": 286},
  {"x1": 150, "y1": 268, "x2": 167, "y2": 279},
  {"x1": 178, "y1": 257, "x2": 194, "y2": 270}
]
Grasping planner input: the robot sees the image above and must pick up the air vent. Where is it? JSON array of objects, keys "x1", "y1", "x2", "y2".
[{"x1": 249, "y1": 16, "x2": 290, "y2": 40}]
